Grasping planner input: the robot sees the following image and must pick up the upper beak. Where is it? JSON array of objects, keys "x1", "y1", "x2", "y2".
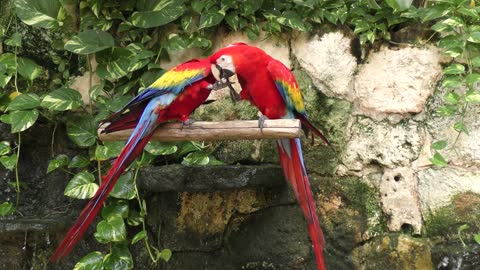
[{"x1": 215, "y1": 64, "x2": 235, "y2": 79}]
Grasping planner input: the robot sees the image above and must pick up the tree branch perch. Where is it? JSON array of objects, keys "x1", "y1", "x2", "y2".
[{"x1": 98, "y1": 120, "x2": 301, "y2": 142}]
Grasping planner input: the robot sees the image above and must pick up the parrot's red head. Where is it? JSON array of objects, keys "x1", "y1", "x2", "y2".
[{"x1": 209, "y1": 43, "x2": 251, "y2": 80}]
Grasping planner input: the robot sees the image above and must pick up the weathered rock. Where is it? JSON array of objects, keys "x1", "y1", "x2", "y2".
[
  {"x1": 354, "y1": 46, "x2": 443, "y2": 120},
  {"x1": 352, "y1": 234, "x2": 432, "y2": 270},
  {"x1": 71, "y1": 71, "x2": 102, "y2": 104},
  {"x1": 379, "y1": 167, "x2": 422, "y2": 234},
  {"x1": 138, "y1": 164, "x2": 285, "y2": 192},
  {"x1": 342, "y1": 117, "x2": 424, "y2": 171},
  {"x1": 226, "y1": 205, "x2": 316, "y2": 269},
  {"x1": 425, "y1": 85, "x2": 480, "y2": 166},
  {"x1": 292, "y1": 32, "x2": 357, "y2": 100},
  {"x1": 418, "y1": 167, "x2": 480, "y2": 213}
]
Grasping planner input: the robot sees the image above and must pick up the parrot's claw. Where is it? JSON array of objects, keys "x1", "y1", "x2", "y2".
[
  {"x1": 181, "y1": 118, "x2": 196, "y2": 129},
  {"x1": 228, "y1": 83, "x2": 241, "y2": 103},
  {"x1": 209, "y1": 81, "x2": 234, "y2": 91},
  {"x1": 258, "y1": 115, "x2": 268, "y2": 132}
]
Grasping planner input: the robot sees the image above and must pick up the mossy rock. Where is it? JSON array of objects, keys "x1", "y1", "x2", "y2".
[
  {"x1": 424, "y1": 192, "x2": 480, "y2": 238},
  {"x1": 351, "y1": 234, "x2": 432, "y2": 270},
  {"x1": 314, "y1": 175, "x2": 386, "y2": 253}
]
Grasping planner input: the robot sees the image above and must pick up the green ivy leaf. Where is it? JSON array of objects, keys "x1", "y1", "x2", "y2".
[
  {"x1": 366, "y1": 0, "x2": 382, "y2": 9},
  {"x1": 199, "y1": 7, "x2": 225, "y2": 29},
  {"x1": 102, "y1": 200, "x2": 129, "y2": 220},
  {"x1": 127, "y1": 209, "x2": 143, "y2": 226},
  {"x1": 95, "y1": 141, "x2": 125, "y2": 161},
  {"x1": 436, "y1": 104, "x2": 457, "y2": 116},
  {"x1": 157, "y1": 249, "x2": 172, "y2": 262},
  {"x1": 131, "y1": 0, "x2": 186, "y2": 28},
  {"x1": 0, "y1": 141, "x2": 11, "y2": 156},
  {"x1": 225, "y1": 12, "x2": 240, "y2": 31},
  {"x1": 431, "y1": 22, "x2": 451, "y2": 32},
  {"x1": 431, "y1": 140, "x2": 447, "y2": 150},
  {"x1": 465, "y1": 73, "x2": 480, "y2": 88},
  {"x1": 443, "y1": 64, "x2": 465, "y2": 75},
  {"x1": 0, "y1": 154, "x2": 16, "y2": 170},
  {"x1": 385, "y1": 0, "x2": 413, "y2": 11},
  {"x1": 131, "y1": 230, "x2": 147, "y2": 244},
  {"x1": 41, "y1": 87, "x2": 83, "y2": 111},
  {"x1": 5, "y1": 33, "x2": 22, "y2": 47},
  {"x1": 17, "y1": 57, "x2": 42, "y2": 81},
  {"x1": 64, "y1": 171, "x2": 99, "y2": 199},
  {"x1": 242, "y1": 0, "x2": 263, "y2": 15},
  {"x1": 14, "y1": 0, "x2": 62, "y2": 29},
  {"x1": 453, "y1": 121, "x2": 468, "y2": 135},
  {"x1": 7, "y1": 93, "x2": 40, "y2": 111},
  {"x1": 0, "y1": 75, "x2": 12, "y2": 88},
  {"x1": 67, "y1": 116, "x2": 97, "y2": 147},
  {"x1": 73, "y1": 251, "x2": 104, "y2": 270},
  {"x1": 441, "y1": 76, "x2": 463, "y2": 89},
  {"x1": 96, "y1": 47, "x2": 132, "y2": 80},
  {"x1": 145, "y1": 142, "x2": 177, "y2": 155},
  {"x1": 110, "y1": 172, "x2": 136, "y2": 200},
  {"x1": 182, "y1": 151, "x2": 209, "y2": 165},
  {"x1": 442, "y1": 17, "x2": 464, "y2": 27},
  {"x1": 69, "y1": 154, "x2": 90, "y2": 168},
  {"x1": 438, "y1": 35, "x2": 465, "y2": 50},
  {"x1": 467, "y1": 32, "x2": 480, "y2": 43},
  {"x1": 0, "y1": 202, "x2": 15, "y2": 216},
  {"x1": 443, "y1": 47, "x2": 463, "y2": 58},
  {"x1": 64, "y1": 30, "x2": 115, "y2": 54},
  {"x1": 444, "y1": 91, "x2": 460, "y2": 104},
  {"x1": 94, "y1": 215, "x2": 127, "y2": 243},
  {"x1": 103, "y1": 244, "x2": 133, "y2": 270},
  {"x1": 277, "y1": 11, "x2": 308, "y2": 31},
  {"x1": 47, "y1": 154, "x2": 69, "y2": 173},
  {"x1": 472, "y1": 56, "x2": 480, "y2": 67},
  {"x1": 10, "y1": 109, "x2": 39, "y2": 132},
  {"x1": 465, "y1": 90, "x2": 480, "y2": 103},
  {"x1": 430, "y1": 152, "x2": 448, "y2": 167},
  {"x1": 474, "y1": 234, "x2": 480, "y2": 244}
]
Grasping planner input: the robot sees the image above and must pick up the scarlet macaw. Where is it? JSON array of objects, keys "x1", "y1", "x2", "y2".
[
  {"x1": 51, "y1": 58, "x2": 224, "y2": 262},
  {"x1": 210, "y1": 43, "x2": 329, "y2": 270}
]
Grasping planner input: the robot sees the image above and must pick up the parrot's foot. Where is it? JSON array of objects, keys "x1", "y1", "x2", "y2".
[
  {"x1": 258, "y1": 115, "x2": 268, "y2": 132},
  {"x1": 208, "y1": 81, "x2": 234, "y2": 91},
  {"x1": 181, "y1": 118, "x2": 196, "y2": 129},
  {"x1": 228, "y1": 83, "x2": 240, "y2": 103}
]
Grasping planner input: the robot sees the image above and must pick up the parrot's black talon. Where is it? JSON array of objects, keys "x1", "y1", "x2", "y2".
[
  {"x1": 181, "y1": 118, "x2": 196, "y2": 129},
  {"x1": 228, "y1": 83, "x2": 240, "y2": 103},
  {"x1": 258, "y1": 115, "x2": 268, "y2": 132},
  {"x1": 209, "y1": 81, "x2": 234, "y2": 91}
]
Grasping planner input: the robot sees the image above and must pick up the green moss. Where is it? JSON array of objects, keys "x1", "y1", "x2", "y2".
[
  {"x1": 194, "y1": 98, "x2": 258, "y2": 122},
  {"x1": 424, "y1": 192, "x2": 480, "y2": 238},
  {"x1": 352, "y1": 234, "x2": 433, "y2": 270},
  {"x1": 315, "y1": 175, "x2": 386, "y2": 252}
]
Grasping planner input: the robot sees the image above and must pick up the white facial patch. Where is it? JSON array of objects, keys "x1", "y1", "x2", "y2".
[{"x1": 216, "y1": 55, "x2": 235, "y2": 73}]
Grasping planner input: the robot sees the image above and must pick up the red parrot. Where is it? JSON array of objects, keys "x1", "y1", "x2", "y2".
[
  {"x1": 210, "y1": 43, "x2": 329, "y2": 270},
  {"x1": 51, "y1": 58, "x2": 222, "y2": 262}
]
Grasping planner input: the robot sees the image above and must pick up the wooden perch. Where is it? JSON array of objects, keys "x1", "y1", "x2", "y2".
[{"x1": 98, "y1": 119, "x2": 301, "y2": 142}]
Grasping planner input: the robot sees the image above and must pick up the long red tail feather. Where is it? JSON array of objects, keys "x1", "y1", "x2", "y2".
[
  {"x1": 50, "y1": 131, "x2": 153, "y2": 262},
  {"x1": 277, "y1": 138, "x2": 326, "y2": 270}
]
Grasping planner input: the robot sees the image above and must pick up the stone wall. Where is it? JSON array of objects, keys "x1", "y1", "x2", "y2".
[{"x1": 1, "y1": 29, "x2": 480, "y2": 270}]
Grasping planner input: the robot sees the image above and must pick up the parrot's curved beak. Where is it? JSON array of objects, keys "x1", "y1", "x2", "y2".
[
  {"x1": 213, "y1": 64, "x2": 240, "y2": 103},
  {"x1": 215, "y1": 64, "x2": 235, "y2": 80}
]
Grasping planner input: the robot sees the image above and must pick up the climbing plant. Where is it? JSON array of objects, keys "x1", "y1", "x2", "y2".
[{"x1": 0, "y1": 0, "x2": 479, "y2": 268}]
